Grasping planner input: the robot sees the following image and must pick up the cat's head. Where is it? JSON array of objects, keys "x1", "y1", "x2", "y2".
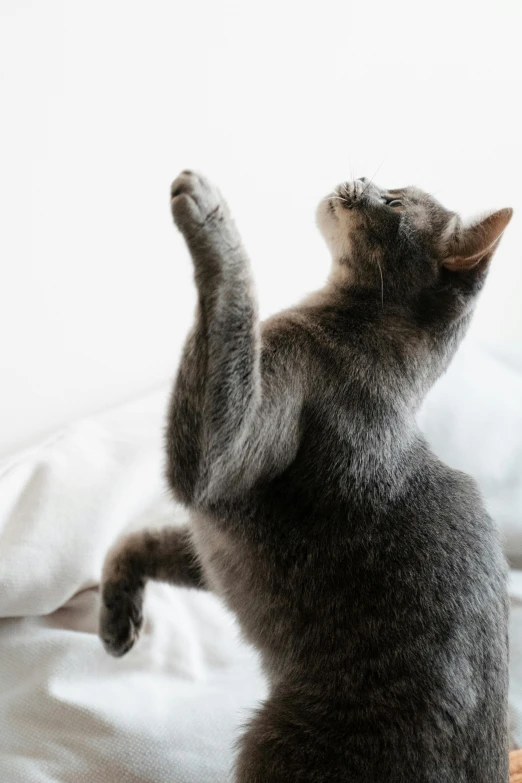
[{"x1": 316, "y1": 178, "x2": 512, "y2": 305}]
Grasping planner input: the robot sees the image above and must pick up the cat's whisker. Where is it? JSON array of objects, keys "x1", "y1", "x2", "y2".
[
  {"x1": 339, "y1": 183, "x2": 351, "y2": 203},
  {"x1": 360, "y1": 159, "x2": 386, "y2": 199},
  {"x1": 375, "y1": 257, "x2": 385, "y2": 308},
  {"x1": 320, "y1": 195, "x2": 347, "y2": 204}
]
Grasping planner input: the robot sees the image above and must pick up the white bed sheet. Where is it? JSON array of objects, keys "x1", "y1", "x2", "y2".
[
  {"x1": 1, "y1": 341, "x2": 521, "y2": 782},
  {"x1": 0, "y1": 390, "x2": 265, "y2": 782}
]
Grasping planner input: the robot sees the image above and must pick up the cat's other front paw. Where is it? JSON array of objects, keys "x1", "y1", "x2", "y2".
[
  {"x1": 99, "y1": 580, "x2": 144, "y2": 658},
  {"x1": 170, "y1": 170, "x2": 226, "y2": 236}
]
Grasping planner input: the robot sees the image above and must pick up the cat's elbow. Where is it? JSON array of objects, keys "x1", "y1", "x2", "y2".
[
  {"x1": 164, "y1": 429, "x2": 202, "y2": 508},
  {"x1": 165, "y1": 460, "x2": 198, "y2": 508}
]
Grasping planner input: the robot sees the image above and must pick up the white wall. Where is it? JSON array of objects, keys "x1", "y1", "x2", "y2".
[{"x1": 1, "y1": 0, "x2": 521, "y2": 458}]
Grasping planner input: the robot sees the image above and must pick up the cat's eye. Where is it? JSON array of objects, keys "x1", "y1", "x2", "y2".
[{"x1": 387, "y1": 199, "x2": 403, "y2": 208}]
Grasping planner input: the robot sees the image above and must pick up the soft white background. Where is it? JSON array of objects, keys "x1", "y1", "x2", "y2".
[{"x1": 1, "y1": 0, "x2": 521, "y2": 458}]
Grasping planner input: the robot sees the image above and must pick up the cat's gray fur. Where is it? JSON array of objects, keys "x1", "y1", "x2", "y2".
[{"x1": 100, "y1": 171, "x2": 513, "y2": 781}]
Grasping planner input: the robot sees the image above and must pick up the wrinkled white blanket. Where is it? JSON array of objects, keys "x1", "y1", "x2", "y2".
[{"x1": 1, "y1": 342, "x2": 522, "y2": 782}]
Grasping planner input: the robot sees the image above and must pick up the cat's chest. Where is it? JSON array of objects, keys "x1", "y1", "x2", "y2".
[
  {"x1": 189, "y1": 510, "x2": 255, "y2": 600},
  {"x1": 188, "y1": 508, "x2": 309, "y2": 662}
]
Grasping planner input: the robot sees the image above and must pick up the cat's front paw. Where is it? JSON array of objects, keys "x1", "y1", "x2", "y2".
[
  {"x1": 170, "y1": 170, "x2": 226, "y2": 236},
  {"x1": 99, "y1": 580, "x2": 144, "y2": 657}
]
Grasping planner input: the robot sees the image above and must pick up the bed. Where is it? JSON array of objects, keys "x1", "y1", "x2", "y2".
[{"x1": 1, "y1": 340, "x2": 522, "y2": 782}]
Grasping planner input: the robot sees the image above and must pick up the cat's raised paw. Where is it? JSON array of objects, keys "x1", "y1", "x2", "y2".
[
  {"x1": 170, "y1": 170, "x2": 225, "y2": 234},
  {"x1": 99, "y1": 580, "x2": 144, "y2": 658}
]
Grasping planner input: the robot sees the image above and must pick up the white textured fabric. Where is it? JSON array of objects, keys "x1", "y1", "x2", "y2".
[
  {"x1": 1, "y1": 341, "x2": 522, "y2": 781},
  {"x1": 419, "y1": 341, "x2": 522, "y2": 567},
  {"x1": 0, "y1": 390, "x2": 265, "y2": 783}
]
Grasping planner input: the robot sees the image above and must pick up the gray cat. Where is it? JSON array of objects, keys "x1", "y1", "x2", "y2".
[{"x1": 100, "y1": 170, "x2": 513, "y2": 782}]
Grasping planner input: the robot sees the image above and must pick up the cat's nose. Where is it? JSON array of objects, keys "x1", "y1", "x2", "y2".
[{"x1": 357, "y1": 177, "x2": 368, "y2": 184}]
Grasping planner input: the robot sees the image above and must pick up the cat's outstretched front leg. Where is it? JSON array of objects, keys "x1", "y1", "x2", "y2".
[
  {"x1": 166, "y1": 171, "x2": 261, "y2": 506},
  {"x1": 99, "y1": 526, "x2": 206, "y2": 657}
]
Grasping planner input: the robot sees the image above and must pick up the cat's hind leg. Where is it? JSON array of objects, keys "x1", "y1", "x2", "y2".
[
  {"x1": 99, "y1": 526, "x2": 206, "y2": 657},
  {"x1": 234, "y1": 695, "x2": 461, "y2": 783},
  {"x1": 234, "y1": 696, "x2": 348, "y2": 783}
]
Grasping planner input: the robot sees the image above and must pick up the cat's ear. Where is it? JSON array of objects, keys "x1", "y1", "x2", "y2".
[{"x1": 442, "y1": 208, "x2": 513, "y2": 271}]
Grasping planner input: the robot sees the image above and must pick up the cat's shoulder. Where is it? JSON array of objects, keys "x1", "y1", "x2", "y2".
[{"x1": 261, "y1": 306, "x2": 339, "y2": 355}]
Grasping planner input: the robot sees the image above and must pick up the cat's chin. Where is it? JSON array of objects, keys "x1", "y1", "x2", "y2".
[{"x1": 315, "y1": 197, "x2": 354, "y2": 270}]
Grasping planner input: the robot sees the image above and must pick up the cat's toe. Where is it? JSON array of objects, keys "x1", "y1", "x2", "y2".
[
  {"x1": 99, "y1": 582, "x2": 143, "y2": 658},
  {"x1": 170, "y1": 170, "x2": 224, "y2": 231}
]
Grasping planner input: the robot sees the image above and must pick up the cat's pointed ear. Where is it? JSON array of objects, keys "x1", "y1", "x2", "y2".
[{"x1": 442, "y1": 208, "x2": 513, "y2": 271}]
